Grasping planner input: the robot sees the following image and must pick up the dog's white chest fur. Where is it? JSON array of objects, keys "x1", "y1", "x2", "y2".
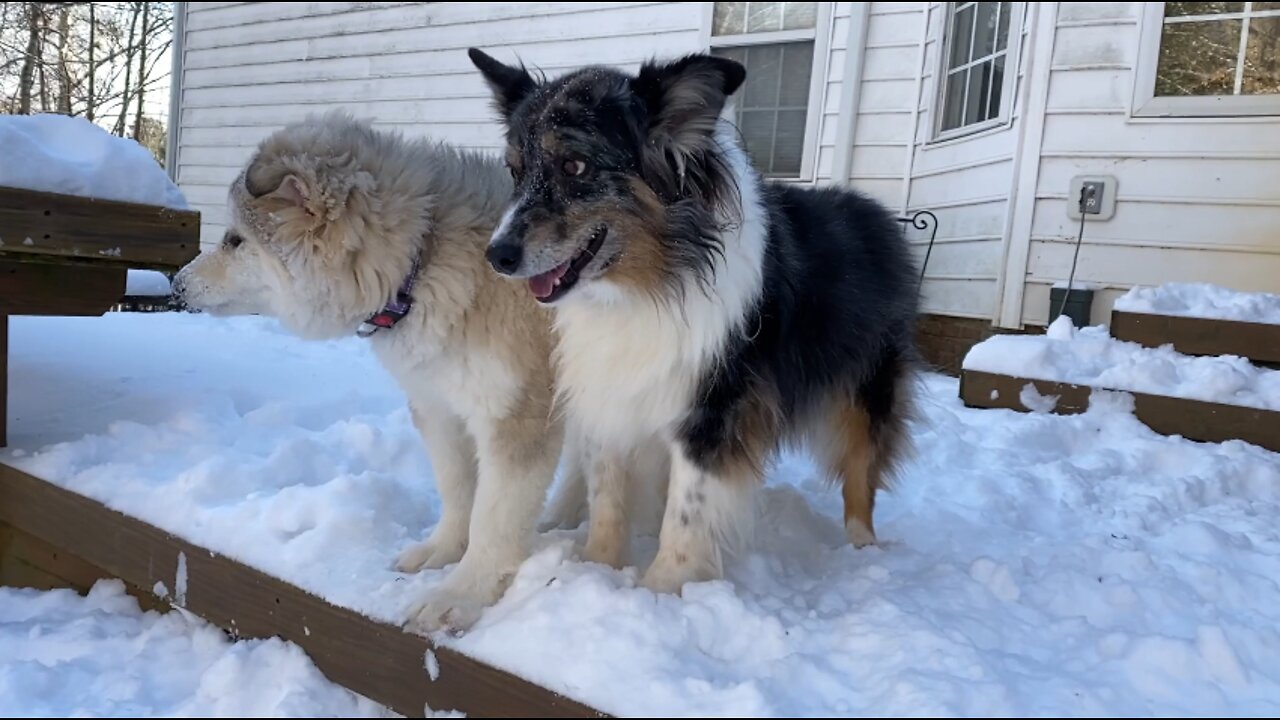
[{"x1": 553, "y1": 136, "x2": 767, "y2": 450}]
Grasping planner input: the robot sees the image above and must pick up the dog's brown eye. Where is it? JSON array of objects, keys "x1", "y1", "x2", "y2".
[
  {"x1": 562, "y1": 159, "x2": 586, "y2": 177},
  {"x1": 508, "y1": 165, "x2": 519, "y2": 181},
  {"x1": 224, "y1": 234, "x2": 244, "y2": 249}
]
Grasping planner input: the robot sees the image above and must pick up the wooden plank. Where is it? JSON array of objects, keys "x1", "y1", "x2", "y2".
[
  {"x1": 960, "y1": 370, "x2": 1280, "y2": 453},
  {"x1": 0, "y1": 522, "x2": 168, "y2": 612},
  {"x1": 0, "y1": 260, "x2": 126, "y2": 316},
  {"x1": 1111, "y1": 310, "x2": 1280, "y2": 366},
  {"x1": 0, "y1": 186, "x2": 200, "y2": 272},
  {"x1": 0, "y1": 462, "x2": 606, "y2": 719}
]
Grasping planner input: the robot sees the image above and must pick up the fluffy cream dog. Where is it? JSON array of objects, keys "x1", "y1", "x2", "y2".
[{"x1": 173, "y1": 111, "x2": 581, "y2": 632}]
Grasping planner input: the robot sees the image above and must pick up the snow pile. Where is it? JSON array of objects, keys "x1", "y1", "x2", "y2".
[
  {"x1": 0, "y1": 581, "x2": 392, "y2": 717},
  {"x1": 0, "y1": 113, "x2": 188, "y2": 209},
  {"x1": 963, "y1": 319, "x2": 1280, "y2": 411},
  {"x1": 1115, "y1": 282, "x2": 1280, "y2": 325},
  {"x1": 4, "y1": 313, "x2": 1280, "y2": 716},
  {"x1": 126, "y1": 269, "x2": 172, "y2": 296}
]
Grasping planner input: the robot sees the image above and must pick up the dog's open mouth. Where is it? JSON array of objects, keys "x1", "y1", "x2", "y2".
[{"x1": 527, "y1": 227, "x2": 607, "y2": 303}]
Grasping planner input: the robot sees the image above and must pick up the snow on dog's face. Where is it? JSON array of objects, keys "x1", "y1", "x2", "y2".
[
  {"x1": 173, "y1": 113, "x2": 424, "y2": 340},
  {"x1": 469, "y1": 48, "x2": 745, "y2": 304}
]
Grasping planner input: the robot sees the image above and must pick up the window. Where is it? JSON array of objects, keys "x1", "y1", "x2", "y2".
[
  {"x1": 1134, "y1": 2, "x2": 1280, "y2": 116},
  {"x1": 935, "y1": 2, "x2": 1018, "y2": 139},
  {"x1": 708, "y1": 2, "x2": 828, "y2": 179}
]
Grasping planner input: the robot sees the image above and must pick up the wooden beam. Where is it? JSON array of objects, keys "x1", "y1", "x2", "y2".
[
  {"x1": 0, "y1": 260, "x2": 126, "y2": 316},
  {"x1": 0, "y1": 186, "x2": 199, "y2": 272},
  {"x1": 1111, "y1": 310, "x2": 1280, "y2": 367},
  {"x1": 0, "y1": 522, "x2": 169, "y2": 612},
  {"x1": 0, "y1": 463, "x2": 606, "y2": 719},
  {"x1": 960, "y1": 370, "x2": 1280, "y2": 453}
]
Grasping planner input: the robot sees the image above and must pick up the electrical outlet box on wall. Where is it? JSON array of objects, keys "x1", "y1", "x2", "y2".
[{"x1": 1066, "y1": 175, "x2": 1118, "y2": 221}]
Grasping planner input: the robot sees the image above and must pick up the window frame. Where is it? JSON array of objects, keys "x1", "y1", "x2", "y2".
[
  {"x1": 1133, "y1": 1, "x2": 1280, "y2": 118},
  {"x1": 702, "y1": 1, "x2": 834, "y2": 181},
  {"x1": 930, "y1": 1, "x2": 1024, "y2": 142}
]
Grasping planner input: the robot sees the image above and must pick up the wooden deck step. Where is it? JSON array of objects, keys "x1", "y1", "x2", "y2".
[
  {"x1": 1110, "y1": 310, "x2": 1280, "y2": 367},
  {"x1": 0, "y1": 462, "x2": 606, "y2": 719},
  {"x1": 959, "y1": 369, "x2": 1280, "y2": 453}
]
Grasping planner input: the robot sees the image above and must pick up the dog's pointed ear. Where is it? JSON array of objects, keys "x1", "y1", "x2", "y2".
[
  {"x1": 468, "y1": 48, "x2": 536, "y2": 119},
  {"x1": 274, "y1": 175, "x2": 309, "y2": 209},
  {"x1": 249, "y1": 169, "x2": 314, "y2": 214},
  {"x1": 631, "y1": 54, "x2": 745, "y2": 151}
]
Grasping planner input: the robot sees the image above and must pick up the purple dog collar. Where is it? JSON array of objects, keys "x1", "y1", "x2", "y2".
[{"x1": 357, "y1": 254, "x2": 422, "y2": 338}]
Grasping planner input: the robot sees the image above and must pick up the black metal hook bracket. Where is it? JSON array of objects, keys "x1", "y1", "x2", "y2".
[{"x1": 897, "y1": 209, "x2": 938, "y2": 294}]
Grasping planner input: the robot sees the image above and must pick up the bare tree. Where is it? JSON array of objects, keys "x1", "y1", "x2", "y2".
[
  {"x1": 16, "y1": 2, "x2": 40, "y2": 114},
  {"x1": 113, "y1": 1, "x2": 140, "y2": 136},
  {"x1": 55, "y1": 3, "x2": 69, "y2": 114},
  {"x1": 86, "y1": 1, "x2": 95, "y2": 120},
  {"x1": 1, "y1": 2, "x2": 174, "y2": 164},
  {"x1": 131, "y1": 1, "x2": 148, "y2": 140}
]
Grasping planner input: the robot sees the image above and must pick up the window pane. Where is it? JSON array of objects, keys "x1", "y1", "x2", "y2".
[
  {"x1": 782, "y1": 2, "x2": 818, "y2": 30},
  {"x1": 1243, "y1": 16, "x2": 1280, "y2": 94},
  {"x1": 988, "y1": 53, "x2": 1006, "y2": 118},
  {"x1": 974, "y1": 2, "x2": 1000, "y2": 58},
  {"x1": 965, "y1": 60, "x2": 991, "y2": 125},
  {"x1": 715, "y1": 41, "x2": 814, "y2": 177},
  {"x1": 941, "y1": 70, "x2": 968, "y2": 130},
  {"x1": 779, "y1": 42, "x2": 815, "y2": 106},
  {"x1": 747, "y1": 2, "x2": 783, "y2": 32},
  {"x1": 713, "y1": 2, "x2": 746, "y2": 35},
  {"x1": 1156, "y1": 19, "x2": 1242, "y2": 96},
  {"x1": 997, "y1": 2, "x2": 1012, "y2": 51},
  {"x1": 740, "y1": 110, "x2": 777, "y2": 174},
  {"x1": 773, "y1": 110, "x2": 806, "y2": 176},
  {"x1": 949, "y1": 5, "x2": 975, "y2": 68},
  {"x1": 1164, "y1": 2, "x2": 1244, "y2": 18},
  {"x1": 713, "y1": 45, "x2": 748, "y2": 67},
  {"x1": 742, "y1": 45, "x2": 783, "y2": 109},
  {"x1": 1255, "y1": 2, "x2": 1280, "y2": 10}
]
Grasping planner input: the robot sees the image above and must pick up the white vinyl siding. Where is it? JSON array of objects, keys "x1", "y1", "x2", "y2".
[{"x1": 176, "y1": 2, "x2": 704, "y2": 246}]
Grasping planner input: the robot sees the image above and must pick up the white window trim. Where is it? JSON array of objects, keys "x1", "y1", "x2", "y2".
[
  {"x1": 930, "y1": 1, "x2": 1024, "y2": 142},
  {"x1": 702, "y1": 2, "x2": 834, "y2": 182},
  {"x1": 1133, "y1": 1, "x2": 1280, "y2": 118}
]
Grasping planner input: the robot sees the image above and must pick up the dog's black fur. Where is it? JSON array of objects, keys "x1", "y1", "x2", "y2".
[{"x1": 470, "y1": 48, "x2": 919, "y2": 544}]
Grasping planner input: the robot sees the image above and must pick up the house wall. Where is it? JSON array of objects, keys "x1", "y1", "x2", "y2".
[
  {"x1": 174, "y1": 2, "x2": 1280, "y2": 329},
  {"x1": 175, "y1": 2, "x2": 706, "y2": 246},
  {"x1": 1017, "y1": 1, "x2": 1280, "y2": 326},
  {"x1": 175, "y1": 1, "x2": 857, "y2": 247},
  {"x1": 846, "y1": 2, "x2": 1031, "y2": 322}
]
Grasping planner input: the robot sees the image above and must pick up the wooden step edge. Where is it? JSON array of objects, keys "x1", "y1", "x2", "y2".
[{"x1": 959, "y1": 369, "x2": 1280, "y2": 453}]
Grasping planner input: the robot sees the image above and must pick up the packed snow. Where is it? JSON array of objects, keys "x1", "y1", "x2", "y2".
[
  {"x1": 5, "y1": 312, "x2": 1280, "y2": 716},
  {"x1": 964, "y1": 317, "x2": 1280, "y2": 411},
  {"x1": 0, "y1": 114, "x2": 188, "y2": 210},
  {"x1": 125, "y1": 269, "x2": 173, "y2": 297},
  {"x1": 0, "y1": 580, "x2": 392, "y2": 717},
  {"x1": 1115, "y1": 282, "x2": 1280, "y2": 325}
]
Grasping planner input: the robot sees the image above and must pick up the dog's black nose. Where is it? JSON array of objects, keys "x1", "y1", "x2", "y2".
[{"x1": 486, "y1": 242, "x2": 523, "y2": 275}]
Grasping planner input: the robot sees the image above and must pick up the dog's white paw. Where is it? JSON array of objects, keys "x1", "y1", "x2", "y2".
[
  {"x1": 537, "y1": 481, "x2": 587, "y2": 532},
  {"x1": 395, "y1": 528, "x2": 467, "y2": 573},
  {"x1": 640, "y1": 552, "x2": 713, "y2": 595},
  {"x1": 536, "y1": 510, "x2": 583, "y2": 533},
  {"x1": 404, "y1": 565, "x2": 513, "y2": 634},
  {"x1": 845, "y1": 518, "x2": 877, "y2": 549},
  {"x1": 582, "y1": 534, "x2": 627, "y2": 569}
]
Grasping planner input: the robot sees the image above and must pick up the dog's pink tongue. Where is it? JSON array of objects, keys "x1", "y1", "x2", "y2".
[{"x1": 528, "y1": 261, "x2": 569, "y2": 299}]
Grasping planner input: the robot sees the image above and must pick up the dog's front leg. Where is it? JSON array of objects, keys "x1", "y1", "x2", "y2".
[
  {"x1": 395, "y1": 404, "x2": 476, "y2": 572},
  {"x1": 640, "y1": 444, "x2": 755, "y2": 594},
  {"x1": 406, "y1": 413, "x2": 562, "y2": 633},
  {"x1": 581, "y1": 446, "x2": 630, "y2": 568},
  {"x1": 537, "y1": 419, "x2": 589, "y2": 532}
]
